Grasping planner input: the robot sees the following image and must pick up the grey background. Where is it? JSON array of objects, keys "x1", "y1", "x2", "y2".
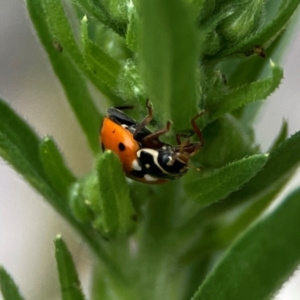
[{"x1": 0, "y1": 1, "x2": 300, "y2": 299}]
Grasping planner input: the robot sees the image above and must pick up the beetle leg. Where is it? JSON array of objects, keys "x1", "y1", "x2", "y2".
[
  {"x1": 176, "y1": 134, "x2": 182, "y2": 145},
  {"x1": 191, "y1": 111, "x2": 205, "y2": 147},
  {"x1": 141, "y1": 120, "x2": 172, "y2": 147},
  {"x1": 133, "y1": 100, "x2": 153, "y2": 139}
]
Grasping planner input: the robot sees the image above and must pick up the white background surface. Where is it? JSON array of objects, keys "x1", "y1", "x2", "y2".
[{"x1": 0, "y1": 1, "x2": 300, "y2": 299}]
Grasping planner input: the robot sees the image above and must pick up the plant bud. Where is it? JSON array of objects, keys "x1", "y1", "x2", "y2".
[
  {"x1": 203, "y1": 31, "x2": 221, "y2": 55},
  {"x1": 218, "y1": 0, "x2": 265, "y2": 43}
]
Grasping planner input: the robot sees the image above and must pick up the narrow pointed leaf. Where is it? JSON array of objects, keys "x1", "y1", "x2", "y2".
[
  {"x1": 81, "y1": 16, "x2": 121, "y2": 88},
  {"x1": 139, "y1": 0, "x2": 199, "y2": 130},
  {"x1": 0, "y1": 266, "x2": 25, "y2": 300},
  {"x1": 0, "y1": 107, "x2": 124, "y2": 277},
  {"x1": 39, "y1": 137, "x2": 76, "y2": 196},
  {"x1": 72, "y1": 0, "x2": 109, "y2": 23},
  {"x1": 208, "y1": 61, "x2": 283, "y2": 122},
  {"x1": 72, "y1": 0, "x2": 125, "y2": 36},
  {"x1": 184, "y1": 154, "x2": 268, "y2": 207},
  {"x1": 54, "y1": 235, "x2": 86, "y2": 300},
  {"x1": 0, "y1": 99, "x2": 45, "y2": 178},
  {"x1": 41, "y1": 0, "x2": 83, "y2": 68},
  {"x1": 0, "y1": 102, "x2": 90, "y2": 238},
  {"x1": 269, "y1": 119, "x2": 288, "y2": 151},
  {"x1": 217, "y1": 189, "x2": 280, "y2": 248},
  {"x1": 192, "y1": 187, "x2": 300, "y2": 300},
  {"x1": 126, "y1": 9, "x2": 139, "y2": 52},
  {"x1": 41, "y1": 0, "x2": 122, "y2": 100},
  {"x1": 0, "y1": 101, "x2": 91, "y2": 228},
  {"x1": 27, "y1": 0, "x2": 103, "y2": 154},
  {"x1": 97, "y1": 151, "x2": 136, "y2": 236},
  {"x1": 223, "y1": 130, "x2": 300, "y2": 208},
  {"x1": 0, "y1": 130, "x2": 83, "y2": 228}
]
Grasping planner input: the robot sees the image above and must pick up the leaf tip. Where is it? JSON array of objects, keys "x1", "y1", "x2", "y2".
[
  {"x1": 55, "y1": 233, "x2": 62, "y2": 241},
  {"x1": 269, "y1": 58, "x2": 275, "y2": 66}
]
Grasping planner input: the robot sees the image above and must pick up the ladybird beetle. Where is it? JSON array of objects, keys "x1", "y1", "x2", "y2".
[{"x1": 100, "y1": 100, "x2": 204, "y2": 184}]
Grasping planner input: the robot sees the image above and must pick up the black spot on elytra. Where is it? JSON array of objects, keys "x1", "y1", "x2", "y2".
[
  {"x1": 112, "y1": 129, "x2": 116, "y2": 133},
  {"x1": 118, "y1": 142, "x2": 125, "y2": 151}
]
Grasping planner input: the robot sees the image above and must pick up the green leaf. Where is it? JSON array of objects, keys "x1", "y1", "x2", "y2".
[
  {"x1": 184, "y1": 154, "x2": 268, "y2": 207},
  {"x1": 269, "y1": 119, "x2": 288, "y2": 151},
  {"x1": 117, "y1": 59, "x2": 146, "y2": 103},
  {"x1": 223, "y1": 17, "x2": 295, "y2": 128},
  {"x1": 109, "y1": 0, "x2": 130, "y2": 24},
  {"x1": 39, "y1": 137, "x2": 76, "y2": 197},
  {"x1": 139, "y1": 0, "x2": 200, "y2": 130},
  {"x1": 0, "y1": 266, "x2": 25, "y2": 300},
  {"x1": 0, "y1": 99, "x2": 45, "y2": 179},
  {"x1": 91, "y1": 21, "x2": 131, "y2": 63},
  {"x1": 217, "y1": 189, "x2": 280, "y2": 248},
  {"x1": 27, "y1": 0, "x2": 104, "y2": 155},
  {"x1": 201, "y1": 7, "x2": 234, "y2": 56},
  {"x1": 0, "y1": 101, "x2": 87, "y2": 230},
  {"x1": 223, "y1": 130, "x2": 300, "y2": 209},
  {"x1": 0, "y1": 127, "x2": 79, "y2": 223},
  {"x1": 0, "y1": 102, "x2": 116, "y2": 271},
  {"x1": 192, "y1": 187, "x2": 300, "y2": 300},
  {"x1": 204, "y1": 129, "x2": 300, "y2": 223},
  {"x1": 208, "y1": 61, "x2": 283, "y2": 122},
  {"x1": 195, "y1": 114, "x2": 258, "y2": 168},
  {"x1": 81, "y1": 16, "x2": 121, "y2": 88},
  {"x1": 69, "y1": 179, "x2": 96, "y2": 223},
  {"x1": 54, "y1": 235, "x2": 86, "y2": 300},
  {"x1": 0, "y1": 102, "x2": 65, "y2": 213},
  {"x1": 72, "y1": 0, "x2": 126, "y2": 36},
  {"x1": 217, "y1": 0, "x2": 264, "y2": 44},
  {"x1": 73, "y1": 0, "x2": 108, "y2": 22},
  {"x1": 126, "y1": 8, "x2": 139, "y2": 52},
  {"x1": 41, "y1": 0, "x2": 123, "y2": 101},
  {"x1": 41, "y1": 0, "x2": 83, "y2": 68},
  {"x1": 97, "y1": 151, "x2": 136, "y2": 236},
  {"x1": 218, "y1": 0, "x2": 300, "y2": 57}
]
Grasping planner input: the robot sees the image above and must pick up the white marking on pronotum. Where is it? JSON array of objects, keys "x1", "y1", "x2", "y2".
[
  {"x1": 131, "y1": 159, "x2": 141, "y2": 171},
  {"x1": 139, "y1": 149, "x2": 169, "y2": 174}
]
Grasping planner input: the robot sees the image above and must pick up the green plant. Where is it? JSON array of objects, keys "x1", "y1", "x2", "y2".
[{"x1": 1, "y1": 0, "x2": 300, "y2": 299}]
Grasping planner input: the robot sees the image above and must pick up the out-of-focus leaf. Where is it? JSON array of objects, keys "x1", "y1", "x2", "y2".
[
  {"x1": 0, "y1": 266, "x2": 25, "y2": 300},
  {"x1": 39, "y1": 137, "x2": 76, "y2": 197},
  {"x1": 54, "y1": 235, "x2": 86, "y2": 300},
  {"x1": 192, "y1": 187, "x2": 300, "y2": 300},
  {"x1": 221, "y1": 130, "x2": 300, "y2": 209},
  {"x1": 0, "y1": 99, "x2": 44, "y2": 178},
  {"x1": 269, "y1": 119, "x2": 288, "y2": 151},
  {"x1": 139, "y1": 0, "x2": 200, "y2": 130}
]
